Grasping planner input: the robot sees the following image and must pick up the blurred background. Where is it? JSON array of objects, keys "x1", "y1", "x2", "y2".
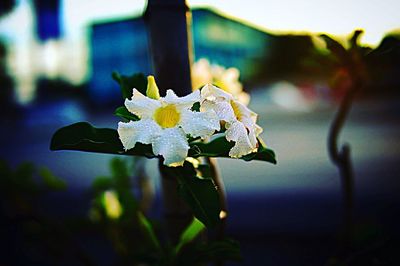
[{"x1": 1, "y1": 0, "x2": 399, "y2": 265}]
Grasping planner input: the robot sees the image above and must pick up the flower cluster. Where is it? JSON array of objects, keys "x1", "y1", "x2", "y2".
[
  {"x1": 192, "y1": 58, "x2": 250, "y2": 106},
  {"x1": 118, "y1": 76, "x2": 262, "y2": 166}
]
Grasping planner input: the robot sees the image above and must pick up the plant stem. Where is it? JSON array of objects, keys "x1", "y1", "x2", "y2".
[
  {"x1": 328, "y1": 79, "x2": 361, "y2": 247},
  {"x1": 145, "y1": 0, "x2": 194, "y2": 244},
  {"x1": 206, "y1": 157, "x2": 227, "y2": 240},
  {"x1": 207, "y1": 157, "x2": 227, "y2": 266},
  {"x1": 158, "y1": 160, "x2": 193, "y2": 244}
]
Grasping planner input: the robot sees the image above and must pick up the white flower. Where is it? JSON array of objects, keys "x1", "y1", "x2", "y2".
[
  {"x1": 118, "y1": 76, "x2": 220, "y2": 166},
  {"x1": 201, "y1": 84, "x2": 263, "y2": 158},
  {"x1": 191, "y1": 58, "x2": 250, "y2": 105}
]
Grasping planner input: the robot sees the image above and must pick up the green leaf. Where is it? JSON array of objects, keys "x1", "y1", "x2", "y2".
[
  {"x1": 189, "y1": 136, "x2": 277, "y2": 164},
  {"x1": 241, "y1": 140, "x2": 277, "y2": 164},
  {"x1": 39, "y1": 167, "x2": 67, "y2": 190},
  {"x1": 161, "y1": 162, "x2": 221, "y2": 228},
  {"x1": 189, "y1": 135, "x2": 234, "y2": 158},
  {"x1": 112, "y1": 72, "x2": 147, "y2": 99},
  {"x1": 175, "y1": 218, "x2": 205, "y2": 254},
  {"x1": 92, "y1": 176, "x2": 113, "y2": 192},
  {"x1": 191, "y1": 102, "x2": 200, "y2": 112},
  {"x1": 50, "y1": 122, "x2": 155, "y2": 158},
  {"x1": 137, "y1": 211, "x2": 161, "y2": 250},
  {"x1": 118, "y1": 189, "x2": 138, "y2": 217},
  {"x1": 110, "y1": 158, "x2": 129, "y2": 180},
  {"x1": 114, "y1": 106, "x2": 139, "y2": 121}
]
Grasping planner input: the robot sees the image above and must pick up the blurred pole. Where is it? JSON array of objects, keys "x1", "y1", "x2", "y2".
[
  {"x1": 144, "y1": 0, "x2": 193, "y2": 244},
  {"x1": 144, "y1": 0, "x2": 193, "y2": 96}
]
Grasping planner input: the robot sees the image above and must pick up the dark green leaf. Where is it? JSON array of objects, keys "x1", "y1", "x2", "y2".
[
  {"x1": 191, "y1": 102, "x2": 200, "y2": 112},
  {"x1": 39, "y1": 167, "x2": 67, "y2": 190},
  {"x1": 118, "y1": 189, "x2": 138, "y2": 217},
  {"x1": 320, "y1": 34, "x2": 348, "y2": 61},
  {"x1": 189, "y1": 135, "x2": 234, "y2": 158},
  {"x1": 189, "y1": 136, "x2": 277, "y2": 164},
  {"x1": 112, "y1": 72, "x2": 147, "y2": 99},
  {"x1": 137, "y1": 212, "x2": 161, "y2": 250},
  {"x1": 349, "y1": 29, "x2": 363, "y2": 50},
  {"x1": 50, "y1": 122, "x2": 155, "y2": 158},
  {"x1": 161, "y1": 162, "x2": 221, "y2": 228},
  {"x1": 241, "y1": 141, "x2": 277, "y2": 164},
  {"x1": 110, "y1": 158, "x2": 132, "y2": 190},
  {"x1": 92, "y1": 176, "x2": 113, "y2": 192},
  {"x1": 114, "y1": 106, "x2": 139, "y2": 121},
  {"x1": 110, "y1": 158, "x2": 128, "y2": 180}
]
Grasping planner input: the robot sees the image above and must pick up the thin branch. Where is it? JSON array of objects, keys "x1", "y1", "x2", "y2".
[
  {"x1": 206, "y1": 157, "x2": 228, "y2": 240},
  {"x1": 328, "y1": 76, "x2": 362, "y2": 247}
]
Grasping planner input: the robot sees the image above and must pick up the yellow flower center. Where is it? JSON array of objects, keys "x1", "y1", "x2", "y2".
[
  {"x1": 154, "y1": 104, "x2": 180, "y2": 128},
  {"x1": 230, "y1": 100, "x2": 242, "y2": 121}
]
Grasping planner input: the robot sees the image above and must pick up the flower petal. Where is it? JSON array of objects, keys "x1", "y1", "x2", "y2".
[
  {"x1": 201, "y1": 99, "x2": 236, "y2": 123},
  {"x1": 152, "y1": 127, "x2": 189, "y2": 166},
  {"x1": 225, "y1": 121, "x2": 255, "y2": 158},
  {"x1": 180, "y1": 109, "x2": 220, "y2": 138},
  {"x1": 118, "y1": 119, "x2": 162, "y2": 150},
  {"x1": 125, "y1": 89, "x2": 161, "y2": 119},
  {"x1": 164, "y1": 89, "x2": 200, "y2": 109},
  {"x1": 201, "y1": 84, "x2": 233, "y2": 101},
  {"x1": 192, "y1": 59, "x2": 213, "y2": 90},
  {"x1": 237, "y1": 91, "x2": 250, "y2": 106}
]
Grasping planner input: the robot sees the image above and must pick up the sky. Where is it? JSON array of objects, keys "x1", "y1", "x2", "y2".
[
  {"x1": 61, "y1": 0, "x2": 400, "y2": 46},
  {"x1": 190, "y1": 0, "x2": 400, "y2": 46}
]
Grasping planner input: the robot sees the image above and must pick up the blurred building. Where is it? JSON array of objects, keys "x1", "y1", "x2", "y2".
[
  {"x1": 2, "y1": 1, "x2": 398, "y2": 107},
  {"x1": 89, "y1": 8, "x2": 272, "y2": 104}
]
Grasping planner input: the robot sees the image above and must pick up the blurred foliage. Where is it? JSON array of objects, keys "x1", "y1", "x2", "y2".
[
  {"x1": 0, "y1": 159, "x2": 66, "y2": 210},
  {"x1": 0, "y1": 159, "x2": 86, "y2": 265},
  {"x1": 88, "y1": 157, "x2": 242, "y2": 265},
  {"x1": 0, "y1": 158, "x2": 241, "y2": 265},
  {"x1": 252, "y1": 31, "x2": 400, "y2": 97}
]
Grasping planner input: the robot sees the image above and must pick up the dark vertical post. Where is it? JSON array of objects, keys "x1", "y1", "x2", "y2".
[
  {"x1": 144, "y1": 0, "x2": 193, "y2": 96},
  {"x1": 144, "y1": 0, "x2": 194, "y2": 244}
]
